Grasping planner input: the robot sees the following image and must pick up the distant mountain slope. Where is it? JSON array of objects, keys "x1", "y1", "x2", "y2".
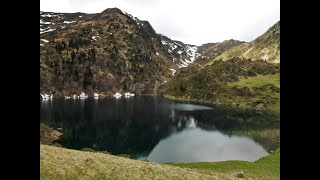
[
  {"x1": 40, "y1": 8, "x2": 206, "y2": 96},
  {"x1": 160, "y1": 57, "x2": 280, "y2": 116},
  {"x1": 211, "y1": 21, "x2": 280, "y2": 64},
  {"x1": 195, "y1": 39, "x2": 245, "y2": 65},
  {"x1": 159, "y1": 35, "x2": 200, "y2": 68}
]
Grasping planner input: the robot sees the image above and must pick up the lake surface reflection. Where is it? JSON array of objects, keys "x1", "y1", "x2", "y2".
[
  {"x1": 146, "y1": 128, "x2": 268, "y2": 162},
  {"x1": 40, "y1": 96, "x2": 278, "y2": 162}
]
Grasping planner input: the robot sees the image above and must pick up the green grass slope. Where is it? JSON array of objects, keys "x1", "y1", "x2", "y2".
[
  {"x1": 41, "y1": 144, "x2": 279, "y2": 180},
  {"x1": 227, "y1": 73, "x2": 280, "y2": 113},
  {"x1": 172, "y1": 149, "x2": 280, "y2": 180}
]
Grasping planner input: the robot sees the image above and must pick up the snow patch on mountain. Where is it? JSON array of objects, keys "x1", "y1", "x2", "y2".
[
  {"x1": 64, "y1": 21, "x2": 76, "y2": 24},
  {"x1": 40, "y1": 28, "x2": 56, "y2": 34},
  {"x1": 169, "y1": 69, "x2": 177, "y2": 76},
  {"x1": 41, "y1": 39, "x2": 49, "y2": 43},
  {"x1": 40, "y1": 19, "x2": 52, "y2": 25},
  {"x1": 41, "y1": 14, "x2": 59, "y2": 18},
  {"x1": 160, "y1": 35, "x2": 202, "y2": 68},
  {"x1": 161, "y1": 40, "x2": 168, "y2": 45}
]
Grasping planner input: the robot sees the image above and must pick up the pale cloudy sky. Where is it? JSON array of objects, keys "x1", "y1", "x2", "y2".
[{"x1": 40, "y1": 0, "x2": 280, "y2": 45}]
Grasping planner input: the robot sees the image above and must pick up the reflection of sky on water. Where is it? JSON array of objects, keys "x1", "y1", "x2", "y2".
[
  {"x1": 40, "y1": 99, "x2": 50, "y2": 109},
  {"x1": 171, "y1": 103, "x2": 213, "y2": 111},
  {"x1": 147, "y1": 128, "x2": 268, "y2": 163}
]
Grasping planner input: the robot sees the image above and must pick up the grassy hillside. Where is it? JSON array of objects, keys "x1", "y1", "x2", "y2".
[
  {"x1": 227, "y1": 73, "x2": 280, "y2": 113},
  {"x1": 160, "y1": 57, "x2": 280, "y2": 121},
  {"x1": 41, "y1": 144, "x2": 279, "y2": 179},
  {"x1": 209, "y1": 21, "x2": 280, "y2": 64}
]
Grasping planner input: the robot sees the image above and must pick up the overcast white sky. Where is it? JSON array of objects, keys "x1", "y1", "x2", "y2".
[{"x1": 40, "y1": 0, "x2": 280, "y2": 45}]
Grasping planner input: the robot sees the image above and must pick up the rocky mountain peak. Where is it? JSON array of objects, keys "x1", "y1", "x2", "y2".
[
  {"x1": 40, "y1": 8, "x2": 198, "y2": 96},
  {"x1": 101, "y1": 7, "x2": 124, "y2": 15}
]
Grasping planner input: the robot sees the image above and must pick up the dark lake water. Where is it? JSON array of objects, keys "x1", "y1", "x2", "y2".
[{"x1": 40, "y1": 96, "x2": 279, "y2": 163}]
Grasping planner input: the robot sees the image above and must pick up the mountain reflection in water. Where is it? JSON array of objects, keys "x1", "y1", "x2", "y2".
[{"x1": 40, "y1": 96, "x2": 278, "y2": 162}]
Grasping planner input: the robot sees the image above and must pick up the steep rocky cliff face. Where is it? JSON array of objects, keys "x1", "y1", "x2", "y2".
[{"x1": 40, "y1": 8, "x2": 203, "y2": 97}]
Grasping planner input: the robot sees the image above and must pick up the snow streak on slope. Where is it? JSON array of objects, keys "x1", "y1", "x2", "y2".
[
  {"x1": 169, "y1": 69, "x2": 177, "y2": 76},
  {"x1": 40, "y1": 11, "x2": 83, "y2": 34}
]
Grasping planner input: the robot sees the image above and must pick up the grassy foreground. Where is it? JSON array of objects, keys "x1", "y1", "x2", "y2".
[
  {"x1": 172, "y1": 149, "x2": 280, "y2": 180},
  {"x1": 41, "y1": 144, "x2": 279, "y2": 179}
]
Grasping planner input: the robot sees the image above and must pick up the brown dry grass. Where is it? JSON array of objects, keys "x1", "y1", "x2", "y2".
[{"x1": 41, "y1": 145, "x2": 240, "y2": 180}]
